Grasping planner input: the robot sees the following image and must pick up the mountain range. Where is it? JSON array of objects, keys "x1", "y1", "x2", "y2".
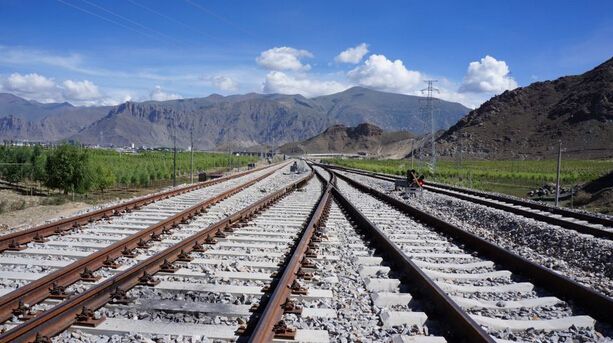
[
  {"x1": 435, "y1": 57, "x2": 613, "y2": 159},
  {"x1": 0, "y1": 87, "x2": 469, "y2": 149}
]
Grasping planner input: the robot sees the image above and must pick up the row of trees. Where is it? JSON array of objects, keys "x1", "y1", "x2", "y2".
[{"x1": 0, "y1": 145, "x2": 257, "y2": 195}]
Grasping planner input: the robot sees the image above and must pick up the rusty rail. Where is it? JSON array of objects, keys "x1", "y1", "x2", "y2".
[
  {"x1": 323, "y1": 164, "x2": 613, "y2": 240},
  {"x1": 0, "y1": 163, "x2": 287, "y2": 324},
  {"x1": 331, "y1": 168, "x2": 613, "y2": 325},
  {"x1": 0, "y1": 163, "x2": 280, "y2": 252},
  {"x1": 248, "y1": 167, "x2": 332, "y2": 342},
  {"x1": 0, "y1": 170, "x2": 313, "y2": 343}
]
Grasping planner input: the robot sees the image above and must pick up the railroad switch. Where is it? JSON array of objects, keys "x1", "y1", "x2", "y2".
[
  {"x1": 32, "y1": 232, "x2": 47, "y2": 243},
  {"x1": 283, "y1": 298, "x2": 303, "y2": 315},
  {"x1": 74, "y1": 306, "x2": 105, "y2": 327},
  {"x1": 273, "y1": 320, "x2": 297, "y2": 339},
  {"x1": 7, "y1": 239, "x2": 26, "y2": 251},
  {"x1": 109, "y1": 287, "x2": 133, "y2": 305},
  {"x1": 137, "y1": 271, "x2": 160, "y2": 287},
  {"x1": 80, "y1": 267, "x2": 101, "y2": 282},
  {"x1": 103, "y1": 255, "x2": 120, "y2": 269},
  {"x1": 192, "y1": 241, "x2": 206, "y2": 252},
  {"x1": 159, "y1": 259, "x2": 178, "y2": 273},
  {"x1": 121, "y1": 246, "x2": 137, "y2": 258},
  {"x1": 290, "y1": 280, "x2": 308, "y2": 295},
  {"x1": 48, "y1": 282, "x2": 70, "y2": 299},
  {"x1": 176, "y1": 249, "x2": 193, "y2": 262}
]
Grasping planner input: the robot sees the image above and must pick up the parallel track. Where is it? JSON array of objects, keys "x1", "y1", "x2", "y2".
[{"x1": 324, "y1": 164, "x2": 613, "y2": 240}]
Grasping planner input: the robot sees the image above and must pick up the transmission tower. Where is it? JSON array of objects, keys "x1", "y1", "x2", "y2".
[{"x1": 420, "y1": 80, "x2": 439, "y2": 173}]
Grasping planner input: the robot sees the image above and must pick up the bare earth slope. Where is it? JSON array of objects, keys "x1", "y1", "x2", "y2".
[
  {"x1": 279, "y1": 123, "x2": 415, "y2": 157},
  {"x1": 436, "y1": 57, "x2": 613, "y2": 159}
]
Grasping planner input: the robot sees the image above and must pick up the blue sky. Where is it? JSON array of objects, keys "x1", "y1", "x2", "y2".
[{"x1": 0, "y1": 0, "x2": 611, "y2": 108}]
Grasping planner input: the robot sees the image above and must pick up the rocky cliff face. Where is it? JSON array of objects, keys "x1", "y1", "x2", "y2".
[{"x1": 436, "y1": 57, "x2": 613, "y2": 159}]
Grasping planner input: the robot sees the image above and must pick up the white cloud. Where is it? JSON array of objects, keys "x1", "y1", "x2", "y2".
[
  {"x1": 459, "y1": 55, "x2": 517, "y2": 93},
  {"x1": 62, "y1": 80, "x2": 102, "y2": 101},
  {"x1": 347, "y1": 54, "x2": 422, "y2": 93},
  {"x1": 256, "y1": 47, "x2": 313, "y2": 71},
  {"x1": 149, "y1": 85, "x2": 183, "y2": 101},
  {"x1": 1, "y1": 73, "x2": 60, "y2": 102},
  {"x1": 0, "y1": 72, "x2": 133, "y2": 106},
  {"x1": 335, "y1": 43, "x2": 369, "y2": 64},
  {"x1": 263, "y1": 71, "x2": 348, "y2": 98},
  {"x1": 211, "y1": 76, "x2": 239, "y2": 92}
]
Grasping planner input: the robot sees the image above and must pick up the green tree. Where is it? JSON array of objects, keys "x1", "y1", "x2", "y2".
[
  {"x1": 92, "y1": 163, "x2": 115, "y2": 193},
  {"x1": 45, "y1": 144, "x2": 91, "y2": 194}
]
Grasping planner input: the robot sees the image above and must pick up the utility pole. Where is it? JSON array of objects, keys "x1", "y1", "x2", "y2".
[
  {"x1": 190, "y1": 128, "x2": 194, "y2": 184},
  {"x1": 555, "y1": 140, "x2": 562, "y2": 207},
  {"x1": 410, "y1": 138, "x2": 414, "y2": 169},
  {"x1": 172, "y1": 124, "x2": 177, "y2": 187},
  {"x1": 421, "y1": 80, "x2": 439, "y2": 173}
]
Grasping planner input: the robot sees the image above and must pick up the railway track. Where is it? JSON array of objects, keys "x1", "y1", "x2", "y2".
[
  {"x1": 0, "y1": 161, "x2": 610, "y2": 342},
  {"x1": 323, "y1": 166, "x2": 611, "y2": 342},
  {"x1": 0, "y1": 163, "x2": 289, "y2": 324},
  {"x1": 323, "y1": 164, "x2": 613, "y2": 240},
  {"x1": 0, "y1": 163, "x2": 282, "y2": 252}
]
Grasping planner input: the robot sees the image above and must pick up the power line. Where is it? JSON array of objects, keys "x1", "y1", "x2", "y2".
[
  {"x1": 126, "y1": 0, "x2": 223, "y2": 44},
  {"x1": 57, "y1": 0, "x2": 161, "y2": 42},
  {"x1": 185, "y1": 0, "x2": 256, "y2": 38},
  {"x1": 77, "y1": 0, "x2": 185, "y2": 45}
]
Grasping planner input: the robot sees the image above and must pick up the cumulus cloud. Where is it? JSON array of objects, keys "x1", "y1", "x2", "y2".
[
  {"x1": 149, "y1": 86, "x2": 183, "y2": 101},
  {"x1": 62, "y1": 80, "x2": 102, "y2": 101},
  {"x1": 459, "y1": 55, "x2": 517, "y2": 93},
  {"x1": 263, "y1": 71, "x2": 347, "y2": 98},
  {"x1": 211, "y1": 76, "x2": 239, "y2": 92},
  {"x1": 256, "y1": 47, "x2": 313, "y2": 71},
  {"x1": 335, "y1": 43, "x2": 369, "y2": 64},
  {"x1": 347, "y1": 54, "x2": 422, "y2": 93},
  {"x1": 1, "y1": 73, "x2": 60, "y2": 102}
]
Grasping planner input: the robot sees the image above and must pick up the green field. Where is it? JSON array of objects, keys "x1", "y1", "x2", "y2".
[
  {"x1": 325, "y1": 158, "x2": 613, "y2": 197},
  {"x1": 0, "y1": 145, "x2": 258, "y2": 195}
]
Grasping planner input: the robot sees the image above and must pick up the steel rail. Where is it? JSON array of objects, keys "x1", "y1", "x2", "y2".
[
  {"x1": 315, "y1": 166, "x2": 493, "y2": 343},
  {"x1": 0, "y1": 163, "x2": 287, "y2": 324},
  {"x1": 248, "y1": 167, "x2": 332, "y2": 342},
  {"x1": 0, "y1": 163, "x2": 280, "y2": 252},
  {"x1": 331, "y1": 168, "x2": 613, "y2": 325},
  {"x1": 323, "y1": 164, "x2": 613, "y2": 240},
  {"x1": 0, "y1": 171, "x2": 314, "y2": 343}
]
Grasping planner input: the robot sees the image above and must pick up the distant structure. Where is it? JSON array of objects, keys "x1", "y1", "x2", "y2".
[{"x1": 421, "y1": 80, "x2": 439, "y2": 172}]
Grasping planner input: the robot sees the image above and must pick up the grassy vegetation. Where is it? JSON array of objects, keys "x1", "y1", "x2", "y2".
[
  {"x1": 325, "y1": 158, "x2": 613, "y2": 197},
  {"x1": 1, "y1": 144, "x2": 258, "y2": 195}
]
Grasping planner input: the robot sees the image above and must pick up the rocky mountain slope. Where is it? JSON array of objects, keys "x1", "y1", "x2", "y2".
[
  {"x1": 0, "y1": 87, "x2": 469, "y2": 149},
  {"x1": 436, "y1": 57, "x2": 613, "y2": 159},
  {"x1": 279, "y1": 123, "x2": 415, "y2": 158},
  {"x1": 0, "y1": 93, "x2": 109, "y2": 142}
]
